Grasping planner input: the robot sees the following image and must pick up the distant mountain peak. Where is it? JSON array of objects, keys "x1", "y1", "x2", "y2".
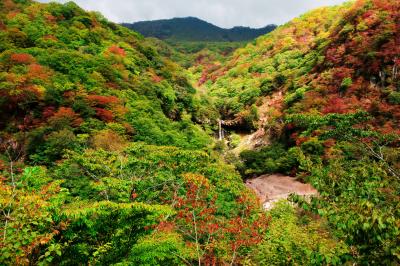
[{"x1": 121, "y1": 17, "x2": 276, "y2": 42}]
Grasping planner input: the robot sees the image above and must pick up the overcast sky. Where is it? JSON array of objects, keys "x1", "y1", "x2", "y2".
[{"x1": 38, "y1": 0, "x2": 349, "y2": 28}]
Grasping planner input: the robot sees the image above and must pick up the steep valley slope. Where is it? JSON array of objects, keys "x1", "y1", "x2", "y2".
[
  {"x1": 199, "y1": 0, "x2": 400, "y2": 263},
  {"x1": 0, "y1": 0, "x2": 399, "y2": 265}
]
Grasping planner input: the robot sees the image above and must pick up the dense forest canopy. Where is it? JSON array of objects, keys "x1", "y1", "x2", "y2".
[
  {"x1": 122, "y1": 17, "x2": 277, "y2": 69},
  {"x1": 122, "y1": 17, "x2": 276, "y2": 42},
  {"x1": 0, "y1": 0, "x2": 399, "y2": 265},
  {"x1": 200, "y1": 0, "x2": 400, "y2": 263}
]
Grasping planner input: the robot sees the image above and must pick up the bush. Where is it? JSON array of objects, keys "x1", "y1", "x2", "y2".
[
  {"x1": 238, "y1": 87, "x2": 261, "y2": 106},
  {"x1": 240, "y1": 143, "x2": 298, "y2": 177},
  {"x1": 230, "y1": 133, "x2": 241, "y2": 148},
  {"x1": 30, "y1": 129, "x2": 78, "y2": 164},
  {"x1": 48, "y1": 107, "x2": 83, "y2": 129},
  {"x1": 91, "y1": 129, "x2": 127, "y2": 152},
  {"x1": 128, "y1": 231, "x2": 194, "y2": 265},
  {"x1": 284, "y1": 86, "x2": 308, "y2": 106},
  {"x1": 340, "y1": 77, "x2": 352, "y2": 94},
  {"x1": 248, "y1": 202, "x2": 350, "y2": 265},
  {"x1": 388, "y1": 91, "x2": 400, "y2": 104},
  {"x1": 301, "y1": 138, "x2": 325, "y2": 156}
]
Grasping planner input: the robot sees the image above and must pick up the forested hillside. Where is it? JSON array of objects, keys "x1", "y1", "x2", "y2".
[
  {"x1": 122, "y1": 17, "x2": 276, "y2": 42},
  {"x1": 122, "y1": 17, "x2": 276, "y2": 70},
  {"x1": 0, "y1": 0, "x2": 399, "y2": 265},
  {"x1": 201, "y1": 0, "x2": 400, "y2": 264},
  {"x1": 0, "y1": 0, "x2": 267, "y2": 264},
  {"x1": 122, "y1": 17, "x2": 276, "y2": 69}
]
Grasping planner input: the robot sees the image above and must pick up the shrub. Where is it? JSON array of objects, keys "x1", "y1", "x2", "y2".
[
  {"x1": 240, "y1": 143, "x2": 298, "y2": 177},
  {"x1": 340, "y1": 77, "x2": 352, "y2": 94},
  {"x1": 230, "y1": 133, "x2": 241, "y2": 148},
  {"x1": 301, "y1": 138, "x2": 325, "y2": 156},
  {"x1": 10, "y1": 52, "x2": 34, "y2": 64},
  {"x1": 284, "y1": 87, "x2": 307, "y2": 106},
  {"x1": 48, "y1": 107, "x2": 83, "y2": 129},
  {"x1": 86, "y1": 95, "x2": 119, "y2": 107},
  {"x1": 108, "y1": 45, "x2": 126, "y2": 57},
  {"x1": 128, "y1": 231, "x2": 195, "y2": 265},
  {"x1": 29, "y1": 128, "x2": 77, "y2": 164},
  {"x1": 249, "y1": 202, "x2": 350, "y2": 265},
  {"x1": 91, "y1": 129, "x2": 127, "y2": 152},
  {"x1": 388, "y1": 91, "x2": 400, "y2": 104},
  {"x1": 95, "y1": 108, "x2": 114, "y2": 122},
  {"x1": 238, "y1": 87, "x2": 261, "y2": 106}
]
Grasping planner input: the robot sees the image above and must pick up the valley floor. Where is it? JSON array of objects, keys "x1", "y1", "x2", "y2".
[{"x1": 246, "y1": 174, "x2": 318, "y2": 210}]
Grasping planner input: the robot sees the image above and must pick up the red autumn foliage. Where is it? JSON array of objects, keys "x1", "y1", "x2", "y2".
[
  {"x1": 151, "y1": 74, "x2": 163, "y2": 83},
  {"x1": 0, "y1": 85, "x2": 42, "y2": 111},
  {"x1": 131, "y1": 192, "x2": 138, "y2": 200},
  {"x1": 44, "y1": 14, "x2": 57, "y2": 23},
  {"x1": 48, "y1": 107, "x2": 83, "y2": 128},
  {"x1": 86, "y1": 95, "x2": 119, "y2": 107},
  {"x1": 3, "y1": 0, "x2": 16, "y2": 11},
  {"x1": 286, "y1": 123, "x2": 296, "y2": 130},
  {"x1": 326, "y1": 45, "x2": 346, "y2": 65},
  {"x1": 106, "y1": 82, "x2": 120, "y2": 89},
  {"x1": 17, "y1": 114, "x2": 41, "y2": 131},
  {"x1": 332, "y1": 67, "x2": 354, "y2": 83},
  {"x1": 10, "y1": 53, "x2": 35, "y2": 64},
  {"x1": 323, "y1": 139, "x2": 336, "y2": 148},
  {"x1": 123, "y1": 123, "x2": 135, "y2": 135},
  {"x1": 62, "y1": 91, "x2": 76, "y2": 99},
  {"x1": 223, "y1": 194, "x2": 269, "y2": 256},
  {"x1": 43, "y1": 34, "x2": 58, "y2": 41},
  {"x1": 27, "y1": 64, "x2": 50, "y2": 80},
  {"x1": 95, "y1": 108, "x2": 114, "y2": 122},
  {"x1": 108, "y1": 45, "x2": 126, "y2": 57},
  {"x1": 322, "y1": 97, "x2": 348, "y2": 114},
  {"x1": 42, "y1": 106, "x2": 56, "y2": 119},
  {"x1": 6, "y1": 11, "x2": 19, "y2": 20},
  {"x1": 296, "y1": 136, "x2": 310, "y2": 146},
  {"x1": 158, "y1": 174, "x2": 268, "y2": 265}
]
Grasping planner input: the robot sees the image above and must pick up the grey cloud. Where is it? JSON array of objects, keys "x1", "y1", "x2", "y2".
[{"x1": 37, "y1": 0, "x2": 348, "y2": 28}]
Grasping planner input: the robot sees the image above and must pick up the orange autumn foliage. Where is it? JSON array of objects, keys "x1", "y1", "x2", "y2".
[
  {"x1": 91, "y1": 130, "x2": 128, "y2": 152},
  {"x1": 10, "y1": 53, "x2": 35, "y2": 64},
  {"x1": 108, "y1": 45, "x2": 126, "y2": 57},
  {"x1": 48, "y1": 107, "x2": 83, "y2": 128},
  {"x1": 95, "y1": 108, "x2": 114, "y2": 122},
  {"x1": 86, "y1": 95, "x2": 120, "y2": 107}
]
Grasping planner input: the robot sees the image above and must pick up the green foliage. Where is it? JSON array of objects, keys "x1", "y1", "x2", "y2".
[
  {"x1": 0, "y1": 1, "x2": 231, "y2": 264},
  {"x1": 388, "y1": 91, "x2": 400, "y2": 104},
  {"x1": 248, "y1": 202, "x2": 350, "y2": 265},
  {"x1": 340, "y1": 77, "x2": 352, "y2": 90},
  {"x1": 54, "y1": 201, "x2": 173, "y2": 265},
  {"x1": 286, "y1": 112, "x2": 372, "y2": 141},
  {"x1": 126, "y1": 99, "x2": 211, "y2": 149},
  {"x1": 284, "y1": 86, "x2": 308, "y2": 106},
  {"x1": 239, "y1": 143, "x2": 298, "y2": 177},
  {"x1": 296, "y1": 155, "x2": 400, "y2": 264},
  {"x1": 0, "y1": 167, "x2": 66, "y2": 265},
  {"x1": 0, "y1": 0, "x2": 211, "y2": 155},
  {"x1": 229, "y1": 133, "x2": 241, "y2": 148},
  {"x1": 203, "y1": 5, "x2": 344, "y2": 117},
  {"x1": 286, "y1": 111, "x2": 400, "y2": 264},
  {"x1": 128, "y1": 231, "x2": 195, "y2": 266},
  {"x1": 30, "y1": 129, "x2": 79, "y2": 165},
  {"x1": 301, "y1": 138, "x2": 325, "y2": 156},
  {"x1": 1, "y1": 0, "x2": 400, "y2": 265}
]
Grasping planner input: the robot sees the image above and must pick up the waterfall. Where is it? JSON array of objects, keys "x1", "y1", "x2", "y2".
[{"x1": 218, "y1": 119, "x2": 224, "y2": 140}]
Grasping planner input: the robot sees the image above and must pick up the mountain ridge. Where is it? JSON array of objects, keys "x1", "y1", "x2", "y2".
[{"x1": 122, "y1": 17, "x2": 277, "y2": 42}]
